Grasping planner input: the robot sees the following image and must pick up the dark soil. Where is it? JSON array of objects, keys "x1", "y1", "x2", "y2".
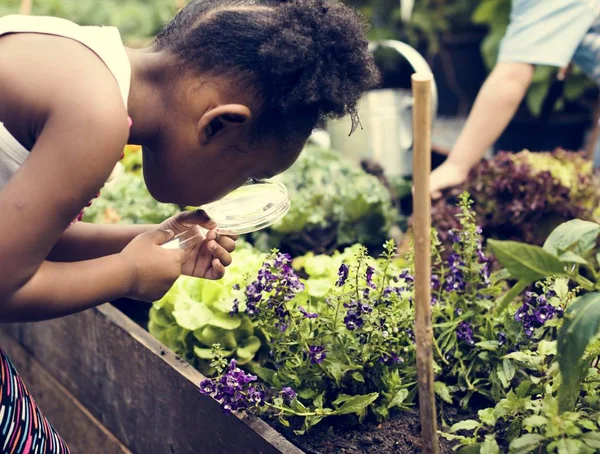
[{"x1": 276, "y1": 411, "x2": 454, "y2": 454}]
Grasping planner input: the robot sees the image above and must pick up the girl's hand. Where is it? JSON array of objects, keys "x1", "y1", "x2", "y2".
[
  {"x1": 160, "y1": 210, "x2": 237, "y2": 280},
  {"x1": 119, "y1": 229, "x2": 184, "y2": 302}
]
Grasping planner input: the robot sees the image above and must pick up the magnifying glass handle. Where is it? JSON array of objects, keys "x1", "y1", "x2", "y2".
[{"x1": 161, "y1": 226, "x2": 208, "y2": 250}]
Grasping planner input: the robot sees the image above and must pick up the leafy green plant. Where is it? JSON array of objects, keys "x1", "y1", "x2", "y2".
[
  {"x1": 489, "y1": 218, "x2": 600, "y2": 413},
  {"x1": 148, "y1": 242, "x2": 266, "y2": 375},
  {"x1": 250, "y1": 145, "x2": 397, "y2": 256},
  {"x1": 83, "y1": 171, "x2": 180, "y2": 225},
  {"x1": 197, "y1": 194, "x2": 546, "y2": 432},
  {"x1": 472, "y1": 0, "x2": 595, "y2": 117}
]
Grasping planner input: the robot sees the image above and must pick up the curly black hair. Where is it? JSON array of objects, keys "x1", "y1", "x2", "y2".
[{"x1": 156, "y1": 0, "x2": 380, "y2": 143}]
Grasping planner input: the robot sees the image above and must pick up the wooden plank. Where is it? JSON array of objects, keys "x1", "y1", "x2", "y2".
[
  {"x1": 2, "y1": 304, "x2": 302, "y2": 454},
  {"x1": 0, "y1": 331, "x2": 131, "y2": 454}
]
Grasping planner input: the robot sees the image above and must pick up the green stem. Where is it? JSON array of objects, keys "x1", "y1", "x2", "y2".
[
  {"x1": 571, "y1": 273, "x2": 595, "y2": 291},
  {"x1": 496, "y1": 278, "x2": 530, "y2": 314},
  {"x1": 433, "y1": 336, "x2": 450, "y2": 366},
  {"x1": 265, "y1": 402, "x2": 328, "y2": 417}
]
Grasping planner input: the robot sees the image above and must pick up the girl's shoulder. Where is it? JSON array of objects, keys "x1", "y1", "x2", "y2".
[{"x1": 0, "y1": 31, "x2": 128, "y2": 146}]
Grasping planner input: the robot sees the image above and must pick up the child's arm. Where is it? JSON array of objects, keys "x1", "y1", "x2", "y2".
[
  {"x1": 3, "y1": 229, "x2": 180, "y2": 322},
  {"x1": 48, "y1": 223, "x2": 155, "y2": 262}
]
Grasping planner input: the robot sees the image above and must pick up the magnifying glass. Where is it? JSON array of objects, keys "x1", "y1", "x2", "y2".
[{"x1": 162, "y1": 179, "x2": 290, "y2": 250}]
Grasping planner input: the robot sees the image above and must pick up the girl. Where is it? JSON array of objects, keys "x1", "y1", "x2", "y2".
[{"x1": 0, "y1": 0, "x2": 378, "y2": 450}]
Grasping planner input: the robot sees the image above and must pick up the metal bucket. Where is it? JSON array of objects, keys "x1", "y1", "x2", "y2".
[{"x1": 327, "y1": 40, "x2": 438, "y2": 178}]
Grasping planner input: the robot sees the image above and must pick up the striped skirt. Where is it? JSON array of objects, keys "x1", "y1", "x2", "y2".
[{"x1": 0, "y1": 349, "x2": 69, "y2": 453}]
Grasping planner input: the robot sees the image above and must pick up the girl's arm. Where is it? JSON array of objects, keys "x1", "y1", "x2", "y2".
[{"x1": 48, "y1": 222, "x2": 155, "y2": 262}]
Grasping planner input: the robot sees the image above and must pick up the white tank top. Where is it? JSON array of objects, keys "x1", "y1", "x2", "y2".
[{"x1": 0, "y1": 15, "x2": 131, "y2": 189}]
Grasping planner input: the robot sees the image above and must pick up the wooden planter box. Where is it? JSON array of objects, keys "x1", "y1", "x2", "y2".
[{"x1": 0, "y1": 304, "x2": 303, "y2": 454}]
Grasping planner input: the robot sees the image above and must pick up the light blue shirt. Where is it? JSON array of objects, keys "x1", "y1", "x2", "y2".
[{"x1": 499, "y1": 0, "x2": 600, "y2": 84}]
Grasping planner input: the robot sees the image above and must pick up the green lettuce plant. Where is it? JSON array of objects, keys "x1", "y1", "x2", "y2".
[{"x1": 148, "y1": 242, "x2": 267, "y2": 375}]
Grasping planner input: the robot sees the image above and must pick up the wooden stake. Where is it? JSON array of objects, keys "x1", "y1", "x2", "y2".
[
  {"x1": 411, "y1": 73, "x2": 439, "y2": 454},
  {"x1": 20, "y1": 0, "x2": 32, "y2": 15}
]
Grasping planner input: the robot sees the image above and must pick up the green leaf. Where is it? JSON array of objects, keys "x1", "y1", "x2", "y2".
[
  {"x1": 558, "y1": 292, "x2": 600, "y2": 412},
  {"x1": 387, "y1": 389, "x2": 409, "y2": 409},
  {"x1": 194, "y1": 346, "x2": 216, "y2": 359},
  {"x1": 497, "y1": 278, "x2": 530, "y2": 314},
  {"x1": 332, "y1": 393, "x2": 379, "y2": 416},
  {"x1": 503, "y1": 359, "x2": 516, "y2": 384},
  {"x1": 481, "y1": 435, "x2": 501, "y2": 454},
  {"x1": 206, "y1": 311, "x2": 242, "y2": 330},
  {"x1": 522, "y1": 415, "x2": 548, "y2": 428},
  {"x1": 581, "y1": 432, "x2": 600, "y2": 449},
  {"x1": 450, "y1": 420, "x2": 480, "y2": 433},
  {"x1": 476, "y1": 341, "x2": 500, "y2": 351},
  {"x1": 544, "y1": 220, "x2": 600, "y2": 256},
  {"x1": 235, "y1": 336, "x2": 261, "y2": 362},
  {"x1": 326, "y1": 362, "x2": 359, "y2": 387},
  {"x1": 351, "y1": 371, "x2": 365, "y2": 383},
  {"x1": 313, "y1": 393, "x2": 324, "y2": 409},
  {"x1": 487, "y1": 240, "x2": 565, "y2": 282},
  {"x1": 509, "y1": 434, "x2": 545, "y2": 452},
  {"x1": 555, "y1": 278, "x2": 570, "y2": 299},
  {"x1": 172, "y1": 300, "x2": 213, "y2": 331},
  {"x1": 559, "y1": 251, "x2": 590, "y2": 266},
  {"x1": 497, "y1": 363, "x2": 509, "y2": 388},
  {"x1": 556, "y1": 438, "x2": 582, "y2": 454},
  {"x1": 478, "y1": 408, "x2": 496, "y2": 427},
  {"x1": 435, "y1": 381, "x2": 453, "y2": 404}
]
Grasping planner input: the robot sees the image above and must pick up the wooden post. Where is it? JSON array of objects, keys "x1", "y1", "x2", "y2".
[
  {"x1": 411, "y1": 73, "x2": 439, "y2": 454},
  {"x1": 20, "y1": 0, "x2": 32, "y2": 15}
]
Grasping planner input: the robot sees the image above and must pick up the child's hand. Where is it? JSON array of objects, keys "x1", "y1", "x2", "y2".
[
  {"x1": 160, "y1": 210, "x2": 237, "y2": 280},
  {"x1": 119, "y1": 229, "x2": 183, "y2": 302}
]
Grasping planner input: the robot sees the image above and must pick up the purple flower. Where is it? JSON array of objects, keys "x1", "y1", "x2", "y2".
[
  {"x1": 515, "y1": 290, "x2": 559, "y2": 337},
  {"x1": 379, "y1": 352, "x2": 403, "y2": 365},
  {"x1": 247, "y1": 386, "x2": 266, "y2": 406},
  {"x1": 431, "y1": 274, "x2": 441, "y2": 291},
  {"x1": 534, "y1": 304, "x2": 555, "y2": 324},
  {"x1": 514, "y1": 304, "x2": 528, "y2": 322},
  {"x1": 298, "y1": 306, "x2": 318, "y2": 319},
  {"x1": 308, "y1": 345, "x2": 326, "y2": 364},
  {"x1": 275, "y1": 321, "x2": 288, "y2": 332},
  {"x1": 546, "y1": 289, "x2": 557, "y2": 298},
  {"x1": 230, "y1": 298, "x2": 240, "y2": 316},
  {"x1": 457, "y1": 321, "x2": 475, "y2": 346},
  {"x1": 399, "y1": 270, "x2": 414, "y2": 283},
  {"x1": 497, "y1": 332, "x2": 507, "y2": 346},
  {"x1": 448, "y1": 230, "x2": 461, "y2": 243},
  {"x1": 281, "y1": 386, "x2": 297, "y2": 401},
  {"x1": 344, "y1": 311, "x2": 364, "y2": 330},
  {"x1": 199, "y1": 359, "x2": 261, "y2": 414},
  {"x1": 199, "y1": 379, "x2": 215, "y2": 395},
  {"x1": 366, "y1": 266, "x2": 376, "y2": 289},
  {"x1": 336, "y1": 264, "x2": 350, "y2": 287}
]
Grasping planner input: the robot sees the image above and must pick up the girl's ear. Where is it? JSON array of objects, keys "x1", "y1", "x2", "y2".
[{"x1": 198, "y1": 104, "x2": 252, "y2": 144}]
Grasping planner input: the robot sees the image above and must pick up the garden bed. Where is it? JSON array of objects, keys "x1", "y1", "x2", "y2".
[
  {"x1": 0, "y1": 304, "x2": 301, "y2": 454},
  {"x1": 114, "y1": 301, "x2": 456, "y2": 453},
  {"x1": 0, "y1": 302, "x2": 456, "y2": 453}
]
